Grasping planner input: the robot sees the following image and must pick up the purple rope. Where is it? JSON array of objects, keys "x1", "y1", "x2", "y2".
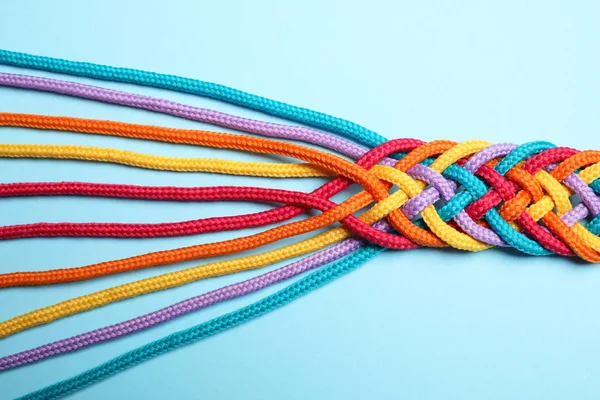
[
  {"x1": 545, "y1": 163, "x2": 600, "y2": 224},
  {"x1": 564, "y1": 174, "x2": 600, "y2": 217},
  {"x1": 408, "y1": 164, "x2": 507, "y2": 246}
]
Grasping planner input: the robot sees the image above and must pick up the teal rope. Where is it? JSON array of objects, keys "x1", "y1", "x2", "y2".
[
  {"x1": 18, "y1": 246, "x2": 384, "y2": 400},
  {"x1": 0, "y1": 49, "x2": 388, "y2": 149}
]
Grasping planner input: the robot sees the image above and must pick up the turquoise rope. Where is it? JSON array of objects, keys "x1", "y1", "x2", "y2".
[
  {"x1": 0, "y1": 49, "x2": 388, "y2": 149},
  {"x1": 495, "y1": 141, "x2": 556, "y2": 175}
]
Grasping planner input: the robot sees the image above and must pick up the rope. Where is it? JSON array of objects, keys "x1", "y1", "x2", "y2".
[
  {"x1": 3, "y1": 138, "x2": 600, "y2": 340},
  {"x1": 0, "y1": 222, "x2": 386, "y2": 371},
  {"x1": 17, "y1": 245, "x2": 384, "y2": 400},
  {"x1": 19, "y1": 143, "x2": 600, "y2": 394},
  {"x1": 0, "y1": 162, "x2": 416, "y2": 338},
  {"x1": 3, "y1": 114, "x2": 600, "y2": 260},
  {"x1": 1, "y1": 50, "x2": 600, "y2": 398},
  {"x1": 2, "y1": 111, "x2": 600, "y2": 339}
]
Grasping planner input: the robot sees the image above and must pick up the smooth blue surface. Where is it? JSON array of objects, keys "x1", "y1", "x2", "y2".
[{"x1": 1, "y1": 1, "x2": 600, "y2": 399}]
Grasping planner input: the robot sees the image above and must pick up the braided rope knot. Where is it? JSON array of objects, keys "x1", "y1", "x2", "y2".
[{"x1": 365, "y1": 139, "x2": 600, "y2": 262}]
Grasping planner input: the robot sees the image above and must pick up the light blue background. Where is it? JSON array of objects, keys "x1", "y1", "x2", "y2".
[{"x1": 1, "y1": 1, "x2": 600, "y2": 398}]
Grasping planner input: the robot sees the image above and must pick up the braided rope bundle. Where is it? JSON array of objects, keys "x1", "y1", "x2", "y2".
[
  {"x1": 0, "y1": 114, "x2": 599, "y2": 344},
  {"x1": 0, "y1": 49, "x2": 599, "y2": 399},
  {"x1": 1, "y1": 113, "x2": 600, "y2": 261}
]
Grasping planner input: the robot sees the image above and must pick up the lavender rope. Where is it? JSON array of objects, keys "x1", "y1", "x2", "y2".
[{"x1": 2, "y1": 142, "x2": 596, "y2": 370}]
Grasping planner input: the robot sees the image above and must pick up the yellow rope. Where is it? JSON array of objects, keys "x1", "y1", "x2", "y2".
[{"x1": 0, "y1": 143, "x2": 332, "y2": 177}]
